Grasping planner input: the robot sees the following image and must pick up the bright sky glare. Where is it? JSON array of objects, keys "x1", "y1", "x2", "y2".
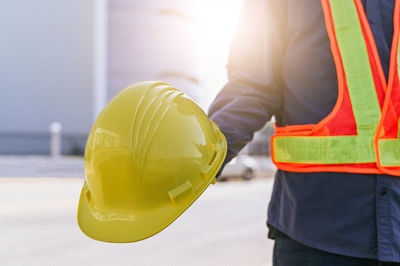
[{"x1": 192, "y1": 0, "x2": 244, "y2": 108}]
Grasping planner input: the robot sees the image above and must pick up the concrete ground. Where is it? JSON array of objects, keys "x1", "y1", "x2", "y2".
[
  {"x1": 0, "y1": 156, "x2": 276, "y2": 266},
  {"x1": 0, "y1": 156, "x2": 85, "y2": 178}
]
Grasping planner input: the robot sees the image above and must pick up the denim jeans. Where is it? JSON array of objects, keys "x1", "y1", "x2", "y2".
[{"x1": 272, "y1": 230, "x2": 400, "y2": 266}]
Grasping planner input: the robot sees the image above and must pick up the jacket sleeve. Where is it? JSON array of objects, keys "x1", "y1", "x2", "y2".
[{"x1": 208, "y1": 0, "x2": 286, "y2": 169}]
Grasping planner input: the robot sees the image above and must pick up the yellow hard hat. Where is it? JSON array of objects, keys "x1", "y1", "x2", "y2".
[{"x1": 77, "y1": 81, "x2": 227, "y2": 243}]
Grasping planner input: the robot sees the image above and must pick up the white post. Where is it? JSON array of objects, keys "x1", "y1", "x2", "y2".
[{"x1": 50, "y1": 121, "x2": 62, "y2": 157}]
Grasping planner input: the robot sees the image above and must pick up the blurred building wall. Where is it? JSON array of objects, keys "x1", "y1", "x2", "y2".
[
  {"x1": 0, "y1": 0, "x2": 205, "y2": 155},
  {"x1": 0, "y1": 0, "x2": 97, "y2": 154},
  {"x1": 0, "y1": 0, "x2": 249, "y2": 156},
  {"x1": 107, "y1": 0, "x2": 202, "y2": 103}
]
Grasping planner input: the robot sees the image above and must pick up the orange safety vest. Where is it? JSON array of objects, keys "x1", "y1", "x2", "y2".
[{"x1": 271, "y1": 0, "x2": 400, "y2": 176}]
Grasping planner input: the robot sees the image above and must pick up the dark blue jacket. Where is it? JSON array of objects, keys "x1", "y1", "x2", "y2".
[{"x1": 208, "y1": 0, "x2": 400, "y2": 262}]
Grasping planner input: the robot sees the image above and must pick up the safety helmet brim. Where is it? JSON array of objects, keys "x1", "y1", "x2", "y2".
[{"x1": 77, "y1": 169, "x2": 220, "y2": 243}]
